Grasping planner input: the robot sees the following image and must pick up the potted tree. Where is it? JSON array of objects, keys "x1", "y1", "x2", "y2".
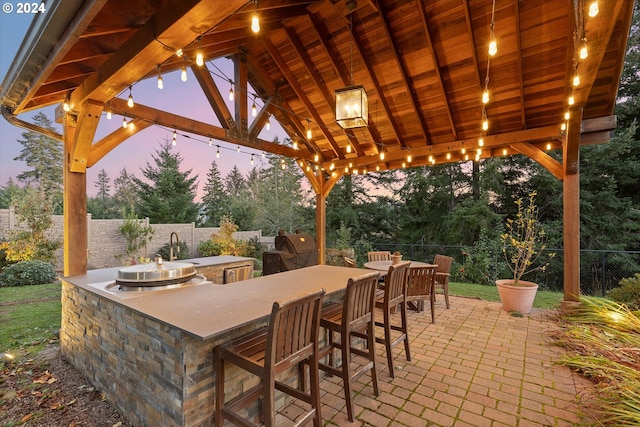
[{"x1": 497, "y1": 191, "x2": 554, "y2": 314}]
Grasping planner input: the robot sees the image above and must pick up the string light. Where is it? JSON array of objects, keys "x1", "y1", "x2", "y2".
[
  {"x1": 561, "y1": 122, "x2": 567, "y2": 131},
  {"x1": 314, "y1": 153, "x2": 319, "y2": 162},
  {"x1": 482, "y1": 89, "x2": 489, "y2": 104},
  {"x1": 172, "y1": 130, "x2": 177, "y2": 146},
  {"x1": 266, "y1": 114, "x2": 271, "y2": 130},
  {"x1": 579, "y1": 39, "x2": 588, "y2": 60},
  {"x1": 461, "y1": 147, "x2": 466, "y2": 154},
  {"x1": 237, "y1": 146, "x2": 240, "y2": 152},
  {"x1": 157, "y1": 65, "x2": 164, "y2": 89},
  {"x1": 228, "y1": 82, "x2": 234, "y2": 101},
  {"x1": 573, "y1": 72, "x2": 580, "y2": 87},
  {"x1": 488, "y1": 36, "x2": 497, "y2": 56},
  {"x1": 588, "y1": 1, "x2": 599, "y2": 17},
  {"x1": 482, "y1": 117, "x2": 489, "y2": 131},
  {"x1": 62, "y1": 93, "x2": 70, "y2": 112},
  {"x1": 250, "y1": 154, "x2": 254, "y2": 165},
  {"x1": 176, "y1": 48, "x2": 183, "y2": 57},
  {"x1": 446, "y1": 152, "x2": 451, "y2": 160},
  {"x1": 181, "y1": 65, "x2": 188, "y2": 82},
  {"x1": 502, "y1": 148, "x2": 507, "y2": 156},
  {"x1": 208, "y1": 138, "x2": 212, "y2": 146},
  {"x1": 251, "y1": 100, "x2": 257, "y2": 117},
  {"x1": 306, "y1": 120, "x2": 312, "y2": 140},
  {"x1": 407, "y1": 150, "x2": 412, "y2": 162},
  {"x1": 195, "y1": 37, "x2": 204, "y2": 66},
  {"x1": 251, "y1": 14, "x2": 260, "y2": 34},
  {"x1": 564, "y1": 111, "x2": 571, "y2": 120},
  {"x1": 122, "y1": 117, "x2": 127, "y2": 128},
  {"x1": 488, "y1": 0, "x2": 497, "y2": 56},
  {"x1": 346, "y1": 144, "x2": 352, "y2": 154},
  {"x1": 127, "y1": 86, "x2": 134, "y2": 108},
  {"x1": 216, "y1": 146, "x2": 220, "y2": 158},
  {"x1": 546, "y1": 143, "x2": 552, "y2": 150},
  {"x1": 128, "y1": 121, "x2": 135, "y2": 130},
  {"x1": 380, "y1": 150, "x2": 385, "y2": 160},
  {"x1": 293, "y1": 140, "x2": 298, "y2": 150},
  {"x1": 478, "y1": 137, "x2": 484, "y2": 147}
]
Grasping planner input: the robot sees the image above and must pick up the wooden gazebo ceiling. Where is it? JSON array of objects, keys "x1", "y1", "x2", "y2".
[{"x1": 2, "y1": 0, "x2": 633, "y2": 175}]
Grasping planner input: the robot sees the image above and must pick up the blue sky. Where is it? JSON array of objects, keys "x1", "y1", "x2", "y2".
[{"x1": 0, "y1": 6, "x2": 286, "y2": 199}]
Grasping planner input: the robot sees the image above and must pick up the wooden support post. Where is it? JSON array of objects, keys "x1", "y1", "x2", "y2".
[
  {"x1": 316, "y1": 175, "x2": 327, "y2": 265},
  {"x1": 562, "y1": 172, "x2": 581, "y2": 309},
  {"x1": 60, "y1": 109, "x2": 88, "y2": 276}
]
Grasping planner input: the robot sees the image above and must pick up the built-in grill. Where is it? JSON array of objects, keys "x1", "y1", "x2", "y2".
[
  {"x1": 115, "y1": 256, "x2": 207, "y2": 291},
  {"x1": 263, "y1": 232, "x2": 318, "y2": 275}
]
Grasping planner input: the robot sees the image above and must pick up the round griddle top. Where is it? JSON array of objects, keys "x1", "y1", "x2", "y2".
[{"x1": 116, "y1": 257, "x2": 195, "y2": 286}]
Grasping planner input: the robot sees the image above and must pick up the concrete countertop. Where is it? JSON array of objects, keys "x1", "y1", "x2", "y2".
[{"x1": 62, "y1": 260, "x2": 374, "y2": 341}]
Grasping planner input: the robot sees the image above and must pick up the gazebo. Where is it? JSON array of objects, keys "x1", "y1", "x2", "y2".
[{"x1": 1, "y1": 0, "x2": 634, "y2": 309}]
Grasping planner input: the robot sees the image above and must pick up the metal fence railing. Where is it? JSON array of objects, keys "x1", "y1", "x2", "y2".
[{"x1": 369, "y1": 243, "x2": 640, "y2": 296}]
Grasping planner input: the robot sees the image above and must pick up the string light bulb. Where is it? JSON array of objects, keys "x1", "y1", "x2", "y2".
[
  {"x1": 128, "y1": 121, "x2": 135, "y2": 130},
  {"x1": 127, "y1": 86, "x2": 134, "y2": 108},
  {"x1": 564, "y1": 111, "x2": 571, "y2": 120},
  {"x1": 122, "y1": 117, "x2": 127, "y2": 128},
  {"x1": 561, "y1": 122, "x2": 567, "y2": 131},
  {"x1": 293, "y1": 140, "x2": 298, "y2": 150},
  {"x1": 306, "y1": 120, "x2": 312, "y2": 140},
  {"x1": 446, "y1": 152, "x2": 451, "y2": 160},
  {"x1": 588, "y1": 1, "x2": 599, "y2": 17},
  {"x1": 573, "y1": 73, "x2": 580, "y2": 87},
  {"x1": 106, "y1": 106, "x2": 112, "y2": 120},
  {"x1": 314, "y1": 153, "x2": 319, "y2": 162},
  {"x1": 568, "y1": 95, "x2": 575, "y2": 106},
  {"x1": 380, "y1": 150, "x2": 385, "y2": 160},
  {"x1": 181, "y1": 65, "x2": 188, "y2": 82},
  {"x1": 176, "y1": 48, "x2": 183, "y2": 57},
  {"x1": 461, "y1": 147, "x2": 466, "y2": 154},
  {"x1": 208, "y1": 138, "x2": 212, "y2": 146},
  {"x1": 250, "y1": 154, "x2": 254, "y2": 165},
  {"x1": 251, "y1": 15, "x2": 260, "y2": 33},
  {"x1": 488, "y1": 36, "x2": 497, "y2": 56},
  {"x1": 482, "y1": 89, "x2": 489, "y2": 104},
  {"x1": 216, "y1": 146, "x2": 220, "y2": 158},
  {"x1": 482, "y1": 119, "x2": 489, "y2": 131},
  {"x1": 266, "y1": 114, "x2": 271, "y2": 130},
  {"x1": 478, "y1": 137, "x2": 484, "y2": 147},
  {"x1": 157, "y1": 65, "x2": 163, "y2": 89},
  {"x1": 579, "y1": 39, "x2": 588, "y2": 60},
  {"x1": 172, "y1": 130, "x2": 177, "y2": 146},
  {"x1": 228, "y1": 83, "x2": 234, "y2": 101},
  {"x1": 237, "y1": 146, "x2": 241, "y2": 152},
  {"x1": 502, "y1": 148, "x2": 507, "y2": 156},
  {"x1": 407, "y1": 151, "x2": 412, "y2": 162},
  {"x1": 346, "y1": 144, "x2": 352, "y2": 154},
  {"x1": 546, "y1": 143, "x2": 552, "y2": 150},
  {"x1": 62, "y1": 93, "x2": 70, "y2": 112},
  {"x1": 251, "y1": 101, "x2": 257, "y2": 117},
  {"x1": 195, "y1": 37, "x2": 204, "y2": 66}
]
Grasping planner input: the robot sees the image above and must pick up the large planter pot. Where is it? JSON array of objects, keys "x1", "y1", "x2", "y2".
[{"x1": 495, "y1": 279, "x2": 539, "y2": 314}]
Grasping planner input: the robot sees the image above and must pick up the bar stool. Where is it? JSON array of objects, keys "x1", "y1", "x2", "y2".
[
  {"x1": 375, "y1": 261, "x2": 411, "y2": 378},
  {"x1": 215, "y1": 289, "x2": 325, "y2": 427},
  {"x1": 405, "y1": 265, "x2": 437, "y2": 323},
  {"x1": 318, "y1": 271, "x2": 380, "y2": 422}
]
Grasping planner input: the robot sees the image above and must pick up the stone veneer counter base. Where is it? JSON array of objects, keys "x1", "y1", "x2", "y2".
[{"x1": 60, "y1": 260, "x2": 373, "y2": 427}]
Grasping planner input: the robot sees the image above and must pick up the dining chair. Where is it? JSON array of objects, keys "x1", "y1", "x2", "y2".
[
  {"x1": 215, "y1": 289, "x2": 325, "y2": 427},
  {"x1": 367, "y1": 251, "x2": 391, "y2": 262},
  {"x1": 374, "y1": 261, "x2": 411, "y2": 378},
  {"x1": 318, "y1": 271, "x2": 380, "y2": 422},
  {"x1": 433, "y1": 254, "x2": 454, "y2": 309},
  {"x1": 405, "y1": 265, "x2": 437, "y2": 323}
]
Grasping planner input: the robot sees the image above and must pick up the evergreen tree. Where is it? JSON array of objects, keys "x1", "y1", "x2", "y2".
[
  {"x1": 224, "y1": 165, "x2": 246, "y2": 196},
  {"x1": 201, "y1": 161, "x2": 229, "y2": 226},
  {"x1": 13, "y1": 112, "x2": 62, "y2": 209},
  {"x1": 113, "y1": 168, "x2": 139, "y2": 215},
  {"x1": 133, "y1": 140, "x2": 200, "y2": 224},
  {"x1": 93, "y1": 169, "x2": 111, "y2": 219},
  {"x1": 0, "y1": 178, "x2": 24, "y2": 208}
]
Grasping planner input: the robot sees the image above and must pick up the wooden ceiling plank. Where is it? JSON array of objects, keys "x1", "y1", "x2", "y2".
[
  {"x1": 514, "y1": 0, "x2": 526, "y2": 128},
  {"x1": 417, "y1": 0, "x2": 457, "y2": 141},
  {"x1": 378, "y1": 2, "x2": 430, "y2": 145},
  {"x1": 69, "y1": 99, "x2": 103, "y2": 173},
  {"x1": 68, "y1": 0, "x2": 248, "y2": 109},
  {"x1": 87, "y1": 118, "x2": 152, "y2": 168},
  {"x1": 108, "y1": 97, "x2": 312, "y2": 161},
  {"x1": 263, "y1": 37, "x2": 344, "y2": 159},
  {"x1": 191, "y1": 64, "x2": 236, "y2": 132},
  {"x1": 510, "y1": 142, "x2": 563, "y2": 180}
]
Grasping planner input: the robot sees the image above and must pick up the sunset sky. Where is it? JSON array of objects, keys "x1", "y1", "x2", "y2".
[{"x1": 0, "y1": 9, "x2": 288, "y2": 200}]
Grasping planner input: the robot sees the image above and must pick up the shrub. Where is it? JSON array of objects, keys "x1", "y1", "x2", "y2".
[
  {"x1": 156, "y1": 241, "x2": 190, "y2": 260},
  {"x1": 0, "y1": 260, "x2": 57, "y2": 287},
  {"x1": 198, "y1": 239, "x2": 223, "y2": 256},
  {"x1": 608, "y1": 273, "x2": 640, "y2": 311}
]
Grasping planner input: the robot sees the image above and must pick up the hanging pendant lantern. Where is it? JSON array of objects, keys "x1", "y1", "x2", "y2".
[{"x1": 336, "y1": 85, "x2": 368, "y2": 129}]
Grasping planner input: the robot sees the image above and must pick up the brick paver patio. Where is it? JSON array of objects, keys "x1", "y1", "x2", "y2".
[{"x1": 282, "y1": 295, "x2": 595, "y2": 426}]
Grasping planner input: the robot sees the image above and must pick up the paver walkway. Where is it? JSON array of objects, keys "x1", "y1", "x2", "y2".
[{"x1": 282, "y1": 295, "x2": 595, "y2": 426}]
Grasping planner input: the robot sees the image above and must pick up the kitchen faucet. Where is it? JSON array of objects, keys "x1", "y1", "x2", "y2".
[{"x1": 169, "y1": 232, "x2": 179, "y2": 261}]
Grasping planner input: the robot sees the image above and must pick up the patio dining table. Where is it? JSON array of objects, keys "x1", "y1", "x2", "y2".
[{"x1": 364, "y1": 259, "x2": 436, "y2": 275}]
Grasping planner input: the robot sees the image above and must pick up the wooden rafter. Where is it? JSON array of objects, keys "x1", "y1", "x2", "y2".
[
  {"x1": 190, "y1": 65, "x2": 236, "y2": 132},
  {"x1": 377, "y1": 3, "x2": 430, "y2": 145},
  {"x1": 263, "y1": 37, "x2": 344, "y2": 158},
  {"x1": 462, "y1": 0, "x2": 485, "y2": 99},
  {"x1": 416, "y1": 0, "x2": 457, "y2": 141},
  {"x1": 349, "y1": 13, "x2": 405, "y2": 148},
  {"x1": 514, "y1": 0, "x2": 526, "y2": 128}
]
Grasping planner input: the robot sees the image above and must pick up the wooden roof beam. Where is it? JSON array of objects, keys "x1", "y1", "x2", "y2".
[
  {"x1": 107, "y1": 97, "x2": 314, "y2": 161},
  {"x1": 88, "y1": 118, "x2": 152, "y2": 167},
  {"x1": 377, "y1": 3, "x2": 430, "y2": 145},
  {"x1": 510, "y1": 142, "x2": 563, "y2": 180},
  {"x1": 190, "y1": 64, "x2": 236, "y2": 132},
  {"x1": 514, "y1": 0, "x2": 526, "y2": 128},
  {"x1": 462, "y1": 0, "x2": 484, "y2": 96},
  {"x1": 417, "y1": 0, "x2": 457, "y2": 140},
  {"x1": 323, "y1": 125, "x2": 562, "y2": 170},
  {"x1": 68, "y1": 0, "x2": 248, "y2": 110},
  {"x1": 263, "y1": 37, "x2": 344, "y2": 159}
]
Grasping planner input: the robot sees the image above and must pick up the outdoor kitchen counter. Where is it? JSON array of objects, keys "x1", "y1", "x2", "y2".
[{"x1": 65, "y1": 263, "x2": 373, "y2": 340}]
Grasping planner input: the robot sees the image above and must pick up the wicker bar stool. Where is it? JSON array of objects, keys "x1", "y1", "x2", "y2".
[{"x1": 215, "y1": 289, "x2": 325, "y2": 427}]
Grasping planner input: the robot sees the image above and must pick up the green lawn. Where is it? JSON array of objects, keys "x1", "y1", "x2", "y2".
[
  {"x1": 0, "y1": 282, "x2": 61, "y2": 357},
  {"x1": 449, "y1": 281, "x2": 564, "y2": 310}
]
